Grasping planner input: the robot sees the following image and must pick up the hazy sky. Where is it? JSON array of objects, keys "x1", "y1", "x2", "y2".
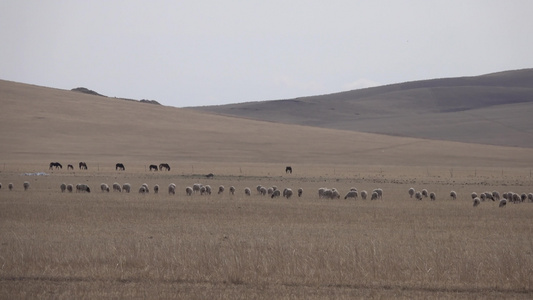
[{"x1": 1, "y1": 1, "x2": 532, "y2": 107}]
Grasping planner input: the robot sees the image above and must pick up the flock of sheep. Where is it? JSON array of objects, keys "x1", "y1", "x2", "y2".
[
  {"x1": 408, "y1": 187, "x2": 533, "y2": 208},
  {"x1": 0, "y1": 182, "x2": 31, "y2": 191}
]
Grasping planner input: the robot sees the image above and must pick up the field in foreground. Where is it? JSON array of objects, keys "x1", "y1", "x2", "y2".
[{"x1": 1, "y1": 164, "x2": 533, "y2": 299}]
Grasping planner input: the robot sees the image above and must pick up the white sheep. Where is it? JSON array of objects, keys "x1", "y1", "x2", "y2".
[
  {"x1": 267, "y1": 187, "x2": 274, "y2": 195},
  {"x1": 415, "y1": 191, "x2": 422, "y2": 201},
  {"x1": 284, "y1": 188, "x2": 293, "y2": 199},
  {"x1": 331, "y1": 189, "x2": 340, "y2": 199},
  {"x1": 421, "y1": 189, "x2": 428, "y2": 198},
  {"x1": 205, "y1": 185, "x2": 212, "y2": 195},
  {"x1": 168, "y1": 183, "x2": 176, "y2": 195},
  {"x1": 473, "y1": 197, "x2": 480, "y2": 207},
  {"x1": 528, "y1": 193, "x2": 533, "y2": 202},
  {"x1": 318, "y1": 188, "x2": 326, "y2": 198},
  {"x1": 113, "y1": 183, "x2": 122, "y2": 192},
  {"x1": 60, "y1": 183, "x2": 67, "y2": 193},
  {"x1": 344, "y1": 190, "x2": 358, "y2": 200},
  {"x1": 256, "y1": 185, "x2": 263, "y2": 194},
  {"x1": 360, "y1": 190, "x2": 368, "y2": 200},
  {"x1": 479, "y1": 193, "x2": 486, "y2": 202},
  {"x1": 185, "y1": 186, "x2": 193, "y2": 196},
  {"x1": 450, "y1": 191, "x2": 457, "y2": 200},
  {"x1": 484, "y1": 192, "x2": 494, "y2": 201},
  {"x1": 471, "y1": 192, "x2": 478, "y2": 200},
  {"x1": 499, "y1": 199, "x2": 507, "y2": 207},
  {"x1": 271, "y1": 189, "x2": 281, "y2": 198},
  {"x1": 8, "y1": 183, "x2": 13, "y2": 191},
  {"x1": 492, "y1": 191, "x2": 500, "y2": 201},
  {"x1": 138, "y1": 186, "x2": 148, "y2": 194},
  {"x1": 374, "y1": 188, "x2": 383, "y2": 199},
  {"x1": 76, "y1": 184, "x2": 91, "y2": 193},
  {"x1": 298, "y1": 188, "x2": 303, "y2": 197},
  {"x1": 370, "y1": 191, "x2": 379, "y2": 200},
  {"x1": 200, "y1": 186, "x2": 207, "y2": 195},
  {"x1": 429, "y1": 192, "x2": 436, "y2": 201},
  {"x1": 154, "y1": 184, "x2": 159, "y2": 194},
  {"x1": 521, "y1": 193, "x2": 527, "y2": 202},
  {"x1": 67, "y1": 184, "x2": 73, "y2": 193},
  {"x1": 229, "y1": 186, "x2": 236, "y2": 195},
  {"x1": 122, "y1": 183, "x2": 131, "y2": 193},
  {"x1": 23, "y1": 181, "x2": 30, "y2": 191},
  {"x1": 259, "y1": 186, "x2": 267, "y2": 196},
  {"x1": 244, "y1": 187, "x2": 251, "y2": 196},
  {"x1": 218, "y1": 185, "x2": 225, "y2": 194},
  {"x1": 193, "y1": 183, "x2": 202, "y2": 193},
  {"x1": 141, "y1": 183, "x2": 150, "y2": 193},
  {"x1": 512, "y1": 193, "x2": 521, "y2": 203},
  {"x1": 100, "y1": 183, "x2": 110, "y2": 192},
  {"x1": 408, "y1": 188, "x2": 415, "y2": 198}
]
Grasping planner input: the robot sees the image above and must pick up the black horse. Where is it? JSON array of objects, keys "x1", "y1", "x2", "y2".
[
  {"x1": 49, "y1": 162, "x2": 62, "y2": 170},
  {"x1": 79, "y1": 162, "x2": 88, "y2": 170},
  {"x1": 159, "y1": 163, "x2": 171, "y2": 171},
  {"x1": 116, "y1": 163, "x2": 125, "y2": 171},
  {"x1": 149, "y1": 164, "x2": 158, "y2": 171},
  {"x1": 67, "y1": 164, "x2": 74, "y2": 170},
  {"x1": 285, "y1": 166, "x2": 292, "y2": 174}
]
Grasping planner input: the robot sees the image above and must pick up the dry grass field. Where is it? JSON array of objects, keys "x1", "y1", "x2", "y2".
[{"x1": 1, "y1": 80, "x2": 533, "y2": 298}]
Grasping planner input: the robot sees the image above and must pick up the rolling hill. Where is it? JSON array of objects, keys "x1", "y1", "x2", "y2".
[
  {"x1": 1, "y1": 78, "x2": 533, "y2": 170},
  {"x1": 191, "y1": 69, "x2": 533, "y2": 148}
]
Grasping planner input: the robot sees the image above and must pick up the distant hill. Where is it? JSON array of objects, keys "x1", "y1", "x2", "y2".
[
  {"x1": 71, "y1": 87, "x2": 161, "y2": 105},
  {"x1": 190, "y1": 69, "x2": 533, "y2": 148}
]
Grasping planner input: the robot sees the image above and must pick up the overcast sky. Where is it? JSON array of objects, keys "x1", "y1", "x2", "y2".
[{"x1": 1, "y1": 1, "x2": 532, "y2": 107}]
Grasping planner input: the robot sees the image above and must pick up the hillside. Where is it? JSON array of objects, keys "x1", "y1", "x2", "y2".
[
  {"x1": 1, "y1": 79, "x2": 533, "y2": 169},
  {"x1": 191, "y1": 69, "x2": 533, "y2": 148}
]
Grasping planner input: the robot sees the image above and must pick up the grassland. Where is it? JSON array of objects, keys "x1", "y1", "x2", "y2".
[{"x1": 1, "y1": 79, "x2": 533, "y2": 298}]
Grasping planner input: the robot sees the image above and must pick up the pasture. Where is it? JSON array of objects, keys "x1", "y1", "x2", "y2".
[{"x1": 1, "y1": 163, "x2": 533, "y2": 299}]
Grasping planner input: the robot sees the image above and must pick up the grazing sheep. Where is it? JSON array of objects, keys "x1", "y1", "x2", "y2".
[
  {"x1": 421, "y1": 189, "x2": 428, "y2": 198},
  {"x1": 512, "y1": 193, "x2": 521, "y2": 203},
  {"x1": 473, "y1": 197, "x2": 480, "y2": 207},
  {"x1": 484, "y1": 192, "x2": 494, "y2": 201},
  {"x1": 429, "y1": 192, "x2": 436, "y2": 201},
  {"x1": 360, "y1": 190, "x2": 368, "y2": 200},
  {"x1": 141, "y1": 183, "x2": 150, "y2": 193},
  {"x1": 284, "y1": 188, "x2": 293, "y2": 199},
  {"x1": 259, "y1": 186, "x2": 267, "y2": 196},
  {"x1": 113, "y1": 183, "x2": 122, "y2": 192},
  {"x1": 521, "y1": 193, "x2": 527, "y2": 202},
  {"x1": 76, "y1": 184, "x2": 91, "y2": 193},
  {"x1": 138, "y1": 186, "x2": 148, "y2": 194},
  {"x1": 8, "y1": 183, "x2": 13, "y2": 191},
  {"x1": 193, "y1": 183, "x2": 202, "y2": 194},
  {"x1": 450, "y1": 190, "x2": 457, "y2": 200},
  {"x1": 60, "y1": 183, "x2": 67, "y2": 192},
  {"x1": 415, "y1": 191, "x2": 423, "y2": 201},
  {"x1": 200, "y1": 186, "x2": 207, "y2": 195},
  {"x1": 272, "y1": 186, "x2": 278, "y2": 191},
  {"x1": 244, "y1": 187, "x2": 251, "y2": 196},
  {"x1": 229, "y1": 186, "x2": 236, "y2": 195},
  {"x1": 100, "y1": 183, "x2": 110, "y2": 192},
  {"x1": 499, "y1": 199, "x2": 507, "y2": 207},
  {"x1": 185, "y1": 186, "x2": 193, "y2": 196},
  {"x1": 528, "y1": 193, "x2": 533, "y2": 202},
  {"x1": 67, "y1": 184, "x2": 73, "y2": 193},
  {"x1": 374, "y1": 188, "x2": 383, "y2": 199},
  {"x1": 480, "y1": 193, "x2": 486, "y2": 202},
  {"x1": 408, "y1": 188, "x2": 415, "y2": 198},
  {"x1": 471, "y1": 192, "x2": 478, "y2": 200},
  {"x1": 168, "y1": 183, "x2": 176, "y2": 195},
  {"x1": 256, "y1": 185, "x2": 263, "y2": 194},
  {"x1": 370, "y1": 191, "x2": 379, "y2": 200},
  {"x1": 492, "y1": 191, "x2": 500, "y2": 201},
  {"x1": 205, "y1": 185, "x2": 212, "y2": 195},
  {"x1": 218, "y1": 185, "x2": 225, "y2": 194},
  {"x1": 271, "y1": 189, "x2": 281, "y2": 198},
  {"x1": 322, "y1": 189, "x2": 333, "y2": 199},
  {"x1": 298, "y1": 188, "x2": 303, "y2": 197},
  {"x1": 331, "y1": 189, "x2": 341, "y2": 199},
  {"x1": 344, "y1": 190, "x2": 358, "y2": 200},
  {"x1": 122, "y1": 183, "x2": 131, "y2": 193},
  {"x1": 267, "y1": 187, "x2": 274, "y2": 195},
  {"x1": 318, "y1": 188, "x2": 326, "y2": 198},
  {"x1": 154, "y1": 184, "x2": 159, "y2": 194},
  {"x1": 23, "y1": 181, "x2": 30, "y2": 191}
]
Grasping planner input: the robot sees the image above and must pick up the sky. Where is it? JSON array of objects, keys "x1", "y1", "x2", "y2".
[{"x1": 1, "y1": 1, "x2": 532, "y2": 108}]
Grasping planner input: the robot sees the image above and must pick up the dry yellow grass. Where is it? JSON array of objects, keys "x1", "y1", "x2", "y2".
[{"x1": 1, "y1": 80, "x2": 533, "y2": 298}]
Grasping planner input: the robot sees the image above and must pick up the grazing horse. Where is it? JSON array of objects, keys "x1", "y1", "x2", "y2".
[
  {"x1": 206, "y1": 173, "x2": 214, "y2": 178},
  {"x1": 116, "y1": 163, "x2": 125, "y2": 171},
  {"x1": 49, "y1": 162, "x2": 62, "y2": 170},
  {"x1": 67, "y1": 164, "x2": 74, "y2": 170},
  {"x1": 159, "y1": 163, "x2": 171, "y2": 171},
  {"x1": 79, "y1": 162, "x2": 88, "y2": 170},
  {"x1": 149, "y1": 164, "x2": 158, "y2": 171},
  {"x1": 285, "y1": 166, "x2": 292, "y2": 174}
]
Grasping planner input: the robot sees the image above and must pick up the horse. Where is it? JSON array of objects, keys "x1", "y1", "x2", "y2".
[
  {"x1": 285, "y1": 166, "x2": 292, "y2": 174},
  {"x1": 116, "y1": 163, "x2": 125, "y2": 171},
  {"x1": 159, "y1": 163, "x2": 171, "y2": 171},
  {"x1": 49, "y1": 162, "x2": 62, "y2": 170},
  {"x1": 149, "y1": 164, "x2": 158, "y2": 171},
  {"x1": 67, "y1": 164, "x2": 74, "y2": 170},
  {"x1": 79, "y1": 162, "x2": 88, "y2": 170}
]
